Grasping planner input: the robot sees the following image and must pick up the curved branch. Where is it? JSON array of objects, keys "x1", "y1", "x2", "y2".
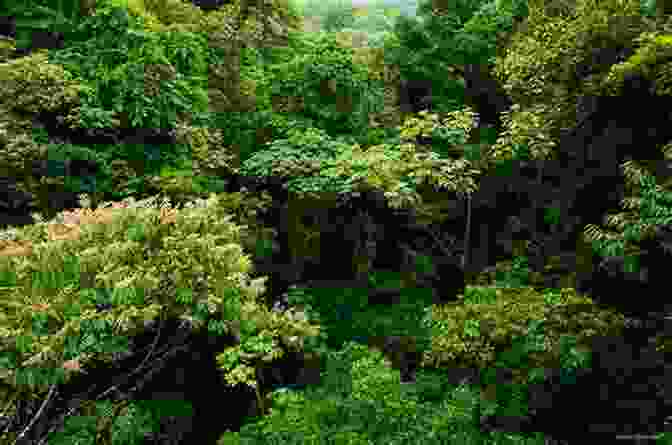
[{"x1": 14, "y1": 384, "x2": 57, "y2": 445}]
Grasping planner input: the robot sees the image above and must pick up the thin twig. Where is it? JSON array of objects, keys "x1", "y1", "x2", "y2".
[
  {"x1": 30, "y1": 315, "x2": 166, "y2": 444},
  {"x1": 13, "y1": 384, "x2": 57, "y2": 445}
]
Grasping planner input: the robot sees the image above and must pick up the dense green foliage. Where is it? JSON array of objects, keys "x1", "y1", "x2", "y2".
[
  {"x1": 380, "y1": 0, "x2": 528, "y2": 115},
  {"x1": 280, "y1": 271, "x2": 433, "y2": 352},
  {"x1": 262, "y1": 30, "x2": 385, "y2": 137},
  {"x1": 0, "y1": 193, "x2": 322, "y2": 444},
  {"x1": 2, "y1": 0, "x2": 672, "y2": 444},
  {"x1": 49, "y1": 5, "x2": 209, "y2": 129},
  {"x1": 0, "y1": 0, "x2": 91, "y2": 52},
  {"x1": 17, "y1": 2, "x2": 212, "y2": 204},
  {"x1": 218, "y1": 341, "x2": 536, "y2": 445}
]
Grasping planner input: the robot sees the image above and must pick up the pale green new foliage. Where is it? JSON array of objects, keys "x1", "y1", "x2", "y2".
[
  {"x1": 0, "y1": 190, "x2": 324, "y2": 445},
  {"x1": 349, "y1": 342, "x2": 419, "y2": 415},
  {"x1": 424, "y1": 286, "x2": 627, "y2": 380},
  {"x1": 603, "y1": 30, "x2": 672, "y2": 96},
  {"x1": 241, "y1": 111, "x2": 483, "y2": 210},
  {"x1": 0, "y1": 192, "x2": 321, "y2": 395},
  {"x1": 0, "y1": 50, "x2": 84, "y2": 115},
  {"x1": 1, "y1": 192, "x2": 245, "y2": 331}
]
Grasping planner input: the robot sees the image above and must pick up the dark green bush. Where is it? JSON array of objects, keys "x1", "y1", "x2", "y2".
[
  {"x1": 384, "y1": 0, "x2": 525, "y2": 115},
  {"x1": 281, "y1": 271, "x2": 432, "y2": 354},
  {"x1": 45, "y1": 4, "x2": 209, "y2": 191}
]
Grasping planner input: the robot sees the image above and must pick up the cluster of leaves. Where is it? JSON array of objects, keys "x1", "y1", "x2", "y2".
[
  {"x1": 48, "y1": 5, "x2": 209, "y2": 130},
  {"x1": 475, "y1": 317, "x2": 593, "y2": 425},
  {"x1": 264, "y1": 30, "x2": 386, "y2": 137},
  {"x1": 5, "y1": 1, "x2": 669, "y2": 443},
  {"x1": 302, "y1": 0, "x2": 408, "y2": 49},
  {"x1": 213, "y1": 248, "x2": 616, "y2": 444},
  {"x1": 485, "y1": 103, "x2": 559, "y2": 162},
  {"x1": 0, "y1": 0, "x2": 93, "y2": 53},
  {"x1": 118, "y1": 0, "x2": 209, "y2": 31},
  {"x1": 30, "y1": 0, "x2": 486, "y2": 211},
  {"x1": 4, "y1": 382, "x2": 195, "y2": 445},
  {"x1": 0, "y1": 50, "x2": 84, "y2": 115},
  {"x1": 197, "y1": 26, "x2": 383, "y2": 169},
  {"x1": 425, "y1": 285, "x2": 626, "y2": 384},
  {"x1": 316, "y1": 0, "x2": 357, "y2": 33},
  {"x1": 219, "y1": 339, "x2": 555, "y2": 445},
  {"x1": 491, "y1": 0, "x2": 651, "y2": 164},
  {"x1": 241, "y1": 33, "x2": 393, "y2": 150},
  {"x1": 141, "y1": 157, "x2": 229, "y2": 208},
  {"x1": 396, "y1": 108, "x2": 483, "y2": 160},
  {"x1": 23, "y1": 135, "x2": 195, "y2": 210},
  {"x1": 239, "y1": 119, "x2": 482, "y2": 211},
  {"x1": 347, "y1": 7, "x2": 403, "y2": 49},
  {"x1": 584, "y1": 161, "x2": 672, "y2": 258},
  {"x1": 279, "y1": 272, "x2": 432, "y2": 353},
  {"x1": 380, "y1": 0, "x2": 526, "y2": 116},
  {"x1": 487, "y1": 0, "x2": 670, "y2": 259},
  {"x1": 10, "y1": 1, "x2": 230, "y2": 204},
  {"x1": 318, "y1": 139, "x2": 482, "y2": 209},
  {"x1": 43, "y1": 398, "x2": 190, "y2": 445},
  {"x1": 492, "y1": 255, "x2": 532, "y2": 288},
  {"x1": 603, "y1": 30, "x2": 672, "y2": 97},
  {"x1": 239, "y1": 126, "x2": 353, "y2": 198},
  {"x1": 0, "y1": 194, "x2": 321, "y2": 425}
]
